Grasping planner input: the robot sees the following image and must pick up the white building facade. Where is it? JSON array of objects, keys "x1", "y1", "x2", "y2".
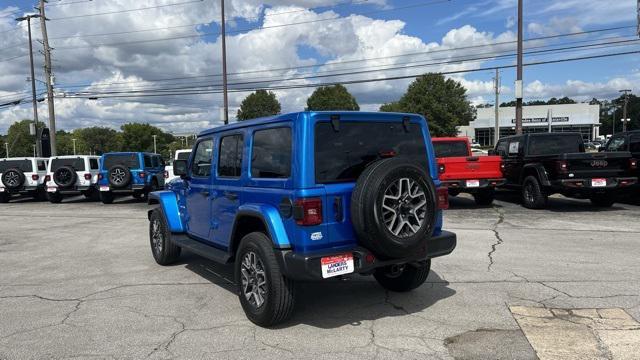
[{"x1": 465, "y1": 104, "x2": 601, "y2": 146}]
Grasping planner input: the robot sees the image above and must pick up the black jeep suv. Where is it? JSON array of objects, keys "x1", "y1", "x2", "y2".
[{"x1": 493, "y1": 133, "x2": 637, "y2": 208}]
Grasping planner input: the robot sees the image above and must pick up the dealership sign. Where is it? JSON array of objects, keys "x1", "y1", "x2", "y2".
[{"x1": 511, "y1": 117, "x2": 570, "y2": 124}]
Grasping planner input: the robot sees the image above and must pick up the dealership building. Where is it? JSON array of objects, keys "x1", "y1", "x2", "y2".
[{"x1": 459, "y1": 103, "x2": 601, "y2": 146}]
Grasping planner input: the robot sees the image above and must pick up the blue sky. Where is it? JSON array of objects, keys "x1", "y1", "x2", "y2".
[{"x1": 0, "y1": 0, "x2": 638, "y2": 132}]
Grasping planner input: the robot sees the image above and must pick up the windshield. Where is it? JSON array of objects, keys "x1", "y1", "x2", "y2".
[
  {"x1": 102, "y1": 154, "x2": 140, "y2": 169},
  {"x1": 527, "y1": 134, "x2": 584, "y2": 156},
  {"x1": 0, "y1": 160, "x2": 33, "y2": 173},
  {"x1": 433, "y1": 141, "x2": 469, "y2": 158},
  {"x1": 315, "y1": 121, "x2": 428, "y2": 183},
  {"x1": 51, "y1": 158, "x2": 86, "y2": 172}
]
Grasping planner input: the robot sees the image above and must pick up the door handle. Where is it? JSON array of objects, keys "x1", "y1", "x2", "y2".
[{"x1": 224, "y1": 191, "x2": 238, "y2": 200}]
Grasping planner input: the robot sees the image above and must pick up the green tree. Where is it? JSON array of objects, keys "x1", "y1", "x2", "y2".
[
  {"x1": 120, "y1": 123, "x2": 174, "y2": 154},
  {"x1": 73, "y1": 127, "x2": 122, "y2": 155},
  {"x1": 237, "y1": 90, "x2": 281, "y2": 120},
  {"x1": 0, "y1": 133, "x2": 7, "y2": 158},
  {"x1": 306, "y1": 84, "x2": 359, "y2": 111},
  {"x1": 5, "y1": 119, "x2": 46, "y2": 157},
  {"x1": 380, "y1": 73, "x2": 474, "y2": 136},
  {"x1": 379, "y1": 102, "x2": 404, "y2": 112}
]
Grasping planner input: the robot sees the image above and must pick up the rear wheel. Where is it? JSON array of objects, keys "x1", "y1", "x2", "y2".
[
  {"x1": 100, "y1": 191, "x2": 115, "y2": 204},
  {"x1": 48, "y1": 192, "x2": 63, "y2": 204},
  {"x1": 522, "y1": 176, "x2": 547, "y2": 209},
  {"x1": 149, "y1": 209, "x2": 181, "y2": 265},
  {"x1": 0, "y1": 192, "x2": 9, "y2": 203},
  {"x1": 590, "y1": 194, "x2": 615, "y2": 208},
  {"x1": 235, "y1": 232, "x2": 295, "y2": 327},
  {"x1": 473, "y1": 189, "x2": 495, "y2": 206},
  {"x1": 374, "y1": 260, "x2": 431, "y2": 292}
]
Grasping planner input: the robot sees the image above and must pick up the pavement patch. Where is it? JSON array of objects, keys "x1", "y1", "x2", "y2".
[
  {"x1": 444, "y1": 328, "x2": 537, "y2": 360},
  {"x1": 510, "y1": 306, "x2": 640, "y2": 360}
]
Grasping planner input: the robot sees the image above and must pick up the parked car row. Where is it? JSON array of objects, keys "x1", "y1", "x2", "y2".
[
  {"x1": 0, "y1": 152, "x2": 168, "y2": 204},
  {"x1": 433, "y1": 131, "x2": 639, "y2": 209}
]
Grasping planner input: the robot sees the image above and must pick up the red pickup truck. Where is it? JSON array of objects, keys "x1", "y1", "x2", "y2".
[{"x1": 433, "y1": 137, "x2": 505, "y2": 205}]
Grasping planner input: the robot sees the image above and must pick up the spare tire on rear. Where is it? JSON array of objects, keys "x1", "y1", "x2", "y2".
[
  {"x1": 1, "y1": 168, "x2": 26, "y2": 190},
  {"x1": 351, "y1": 157, "x2": 437, "y2": 259},
  {"x1": 53, "y1": 166, "x2": 77, "y2": 188},
  {"x1": 108, "y1": 165, "x2": 131, "y2": 188}
]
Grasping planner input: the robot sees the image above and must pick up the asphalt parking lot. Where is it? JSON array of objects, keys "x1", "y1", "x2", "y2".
[{"x1": 1, "y1": 192, "x2": 640, "y2": 359}]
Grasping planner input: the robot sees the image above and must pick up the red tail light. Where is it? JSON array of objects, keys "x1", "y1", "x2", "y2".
[
  {"x1": 630, "y1": 158, "x2": 638, "y2": 170},
  {"x1": 294, "y1": 198, "x2": 323, "y2": 226},
  {"x1": 84, "y1": 173, "x2": 91, "y2": 180},
  {"x1": 557, "y1": 160, "x2": 569, "y2": 174},
  {"x1": 31, "y1": 174, "x2": 39, "y2": 181},
  {"x1": 164, "y1": 171, "x2": 169, "y2": 179},
  {"x1": 98, "y1": 174, "x2": 104, "y2": 180},
  {"x1": 437, "y1": 187, "x2": 449, "y2": 210},
  {"x1": 438, "y1": 164, "x2": 445, "y2": 174},
  {"x1": 139, "y1": 172, "x2": 146, "y2": 178},
  {"x1": 45, "y1": 175, "x2": 51, "y2": 182}
]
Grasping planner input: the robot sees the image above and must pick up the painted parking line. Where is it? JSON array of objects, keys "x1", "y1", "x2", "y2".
[{"x1": 510, "y1": 306, "x2": 640, "y2": 360}]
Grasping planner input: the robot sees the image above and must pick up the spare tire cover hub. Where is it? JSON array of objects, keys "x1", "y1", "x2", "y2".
[{"x1": 382, "y1": 178, "x2": 428, "y2": 237}]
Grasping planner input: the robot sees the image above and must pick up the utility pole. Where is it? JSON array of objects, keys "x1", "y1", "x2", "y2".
[
  {"x1": 620, "y1": 89, "x2": 631, "y2": 132},
  {"x1": 4, "y1": 143, "x2": 8, "y2": 158},
  {"x1": 493, "y1": 69, "x2": 500, "y2": 145},
  {"x1": 37, "y1": 0, "x2": 57, "y2": 156},
  {"x1": 152, "y1": 135, "x2": 158, "y2": 154},
  {"x1": 72, "y1": 138, "x2": 76, "y2": 155},
  {"x1": 16, "y1": 14, "x2": 41, "y2": 157},
  {"x1": 220, "y1": 0, "x2": 229, "y2": 125},
  {"x1": 515, "y1": 0, "x2": 524, "y2": 135}
]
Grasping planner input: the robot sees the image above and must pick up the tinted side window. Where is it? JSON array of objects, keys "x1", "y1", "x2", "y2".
[
  {"x1": 0, "y1": 160, "x2": 33, "y2": 172},
  {"x1": 152, "y1": 156, "x2": 159, "y2": 168},
  {"x1": 103, "y1": 154, "x2": 140, "y2": 169},
  {"x1": 527, "y1": 135, "x2": 583, "y2": 156},
  {"x1": 37, "y1": 160, "x2": 46, "y2": 171},
  {"x1": 219, "y1": 135, "x2": 244, "y2": 178},
  {"x1": 144, "y1": 155, "x2": 152, "y2": 168},
  {"x1": 191, "y1": 139, "x2": 214, "y2": 177},
  {"x1": 251, "y1": 128, "x2": 291, "y2": 179},
  {"x1": 496, "y1": 140, "x2": 508, "y2": 157},
  {"x1": 89, "y1": 159, "x2": 99, "y2": 170},
  {"x1": 607, "y1": 136, "x2": 627, "y2": 152},
  {"x1": 433, "y1": 141, "x2": 468, "y2": 158},
  {"x1": 629, "y1": 135, "x2": 640, "y2": 153},
  {"x1": 51, "y1": 158, "x2": 86, "y2": 171}
]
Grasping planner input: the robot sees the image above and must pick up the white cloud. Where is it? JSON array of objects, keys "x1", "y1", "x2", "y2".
[{"x1": 525, "y1": 78, "x2": 638, "y2": 101}]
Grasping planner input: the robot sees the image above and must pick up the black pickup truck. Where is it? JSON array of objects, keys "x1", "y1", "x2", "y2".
[
  {"x1": 492, "y1": 133, "x2": 637, "y2": 208},
  {"x1": 602, "y1": 130, "x2": 640, "y2": 199}
]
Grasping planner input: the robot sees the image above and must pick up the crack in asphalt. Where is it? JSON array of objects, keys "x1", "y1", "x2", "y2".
[{"x1": 487, "y1": 206, "x2": 505, "y2": 271}]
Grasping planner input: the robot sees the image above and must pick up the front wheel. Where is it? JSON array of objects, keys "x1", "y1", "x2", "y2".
[
  {"x1": 235, "y1": 232, "x2": 295, "y2": 327},
  {"x1": 590, "y1": 194, "x2": 615, "y2": 208},
  {"x1": 149, "y1": 209, "x2": 181, "y2": 265},
  {"x1": 374, "y1": 260, "x2": 431, "y2": 292},
  {"x1": 473, "y1": 189, "x2": 495, "y2": 206},
  {"x1": 522, "y1": 176, "x2": 547, "y2": 209},
  {"x1": 100, "y1": 191, "x2": 115, "y2": 204}
]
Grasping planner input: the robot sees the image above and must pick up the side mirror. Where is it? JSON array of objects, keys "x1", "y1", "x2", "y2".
[
  {"x1": 173, "y1": 160, "x2": 188, "y2": 178},
  {"x1": 488, "y1": 149, "x2": 497, "y2": 156}
]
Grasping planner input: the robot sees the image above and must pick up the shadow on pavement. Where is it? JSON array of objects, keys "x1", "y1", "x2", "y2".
[
  {"x1": 493, "y1": 190, "x2": 628, "y2": 213},
  {"x1": 183, "y1": 251, "x2": 455, "y2": 329}
]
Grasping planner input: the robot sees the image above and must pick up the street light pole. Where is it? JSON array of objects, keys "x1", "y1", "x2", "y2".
[
  {"x1": 16, "y1": 14, "x2": 41, "y2": 157},
  {"x1": 72, "y1": 138, "x2": 76, "y2": 155},
  {"x1": 221, "y1": 0, "x2": 229, "y2": 125},
  {"x1": 37, "y1": 0, "x2": 57, "y2": 156},
  {"x1": 5, "y1": 143, "x2": 9, "y2": 158},
  {"x1": 152, "y1": 135, "x2": 158, "y2": 154},
  {"x1": 515, "y1": 0, "x2": 524, "y2": 135},
  {"x1": 620, "y1": 89, "x2": 631, "y2": 132}
]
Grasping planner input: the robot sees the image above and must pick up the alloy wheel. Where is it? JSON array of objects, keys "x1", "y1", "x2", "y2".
[
  {"x1": 110, "y1": 168, "x2": 126, "y2": 185},
  {"x1": 241, "y1": 251, "x2": 267, "y2": 309},
  {"x1": 4, "y1": 171, "x2": 19, "y2": 187},
  {"x1": 382, "y1": 178, "x2": 428, "y2": 237},
  {"x1": 151, "y1": 218, "x2": 163, "y2": 254}
]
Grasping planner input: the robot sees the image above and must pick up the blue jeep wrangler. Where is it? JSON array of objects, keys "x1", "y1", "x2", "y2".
[
  {"x1": 148, "y1": 112, "x2": 456, "y2": 326},
  {"x1": 98, "y1": 152, "x2": 166, "y2": 204}
]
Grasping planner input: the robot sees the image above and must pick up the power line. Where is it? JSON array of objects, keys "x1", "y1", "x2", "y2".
[
  {"x1": 50, "y1": 0, "x2": 207, "y2": 20},
  {"x1": 46, "y1": 0, "x2": 100, "y2": 6}
]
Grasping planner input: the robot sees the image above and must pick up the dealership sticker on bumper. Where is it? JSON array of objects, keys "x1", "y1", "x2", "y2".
[
  {"x1": 321, "y1": 254, "x2": 354, "y2": 279},
  {"x1": 99, "y1": 186, "x2": 110, "y2": 192},
  {"x1": 592, "y1": 178, "x2": 607, "y2": 187},
  {"x1": 466, "y1": 179, "x2": 480, "y2": 188},
  {"x1": 0, "y1": 187, "x2": 4, "y2": 192}
]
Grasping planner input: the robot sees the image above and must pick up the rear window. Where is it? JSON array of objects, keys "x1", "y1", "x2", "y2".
[
  {"x1": 433, "y1": 141, "x2": 469, "y2": 158},
  {"x1": 0, "y1": 160, "x2": 33, "y2": 173},
  {"x1": 315, "y1": 121, "x2": 428, "y2": 183},
  {"x1": 527, "y1": 134, "x2": 583, "y2": 156},
  {"x1": 51, "y1": 158, "x2": 86, "y2": 172},
  {"x1": 103, "y1": 154, "x2": 140, "y2": 169}
]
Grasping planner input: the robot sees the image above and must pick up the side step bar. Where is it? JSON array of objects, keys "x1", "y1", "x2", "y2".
[{"x1": 170, "y1": 234, "x2": 231, "y2": 264}]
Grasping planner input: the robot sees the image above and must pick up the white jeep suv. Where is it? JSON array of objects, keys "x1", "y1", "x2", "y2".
[
  {"x1": 0, "y1": 157, "x2": 49, "y2": 203},
  {"x1": 45, "y1": 155, "x2": 101, "y2": 203}
]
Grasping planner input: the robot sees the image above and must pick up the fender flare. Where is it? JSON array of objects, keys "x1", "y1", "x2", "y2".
[
  {"x1": 521, "y1": 163, "x2": 551, "y2": 186},
  {"x1": 148, "y1": 190, "x2": 185, "y2": 233},
  {"x1": 230, "y1": 203, "x2": 291, "y2": 252}
]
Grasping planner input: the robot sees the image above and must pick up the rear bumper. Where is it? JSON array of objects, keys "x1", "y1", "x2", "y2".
[
  {"x1": 442, "y1": 178, "x2": 506, "y2": 191},
  {"x1": 552, "y1": 177, "x2": 637, "y2": 192},
  {"x1": 0, "y1": 185, "x2": 42, "y2": 194},
  {"x1": 99, "y1": 184, "x2": 147, "y2": 193},
  {"x1": 48, "y1": 185, "x2": 95, "y2": 194},
  {"x1": 275, "y1": 230, "x2": 457, "y2": 281}
]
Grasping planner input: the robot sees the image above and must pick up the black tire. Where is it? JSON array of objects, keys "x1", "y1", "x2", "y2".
[
  {"x1": 53, "y1": 166, "x2": 77, "y2": 188},
  {"x1": 0, "y1": 192, "x2": 9, "y2": 203},
  {"x1": 108, "y1": 165, "x2": 131, "y2": 188},
  {"x1": 132, "y1": 192, "x2": 144, "y2": 200},
  {"x1": 48, "y1": 192, "x2": 63, "y2": 204},
  {"x1": 448, "y1": 189, "x2": 460, "y2": 197},
  {"x1": 83, "y1": 188, "x2": 100, "y2": 201},
  {"x1": 149, "y1": 208, "x2": 181, "y2": 265},
  {"x1": 374, "y1": 260, "x2": 431, "y2": 292},
  {"x1": 1, "y1": 168, "x2": 25, "y2": 190},
  {"x1": 522, "y1": 176, "x2": 547, "y2": 209},
  {"x1": 351, "y1": 157, "x2": 437, "y2": 259},
  {"x1": 473, "y1": 189, "x2": 495, "y2": 206},
  {"x1": 34, "y1": 188, "x2": 48, "y2": 201},
  {"x1": 235, "y1": 232, "x2": 295, "y2": 327},
  {"x1": 590, "y1": 194, "x2": 615, "y2": 208},
  {"x1": 100, "y1": 191, "x2": 115, "y2": 204}
]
